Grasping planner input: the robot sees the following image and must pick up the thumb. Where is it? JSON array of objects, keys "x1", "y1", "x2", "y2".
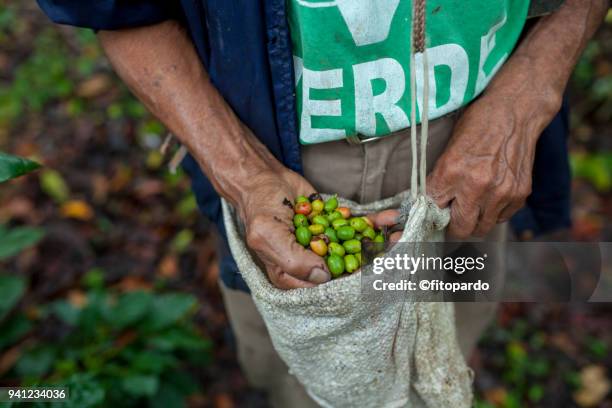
[
  {"x1": 367, "y1": 209, "x2": 400, "y2": 229},
  {"x1": 248, "y1": 217, "x2": 330, "y2": 289}
]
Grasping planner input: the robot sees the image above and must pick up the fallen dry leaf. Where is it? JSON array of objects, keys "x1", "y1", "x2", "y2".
[
  {"x1": 67, "y1": 289, "x2": 88, "y2": 308},
  {"x1": 484, "y1": 386, "x2": 508, "y2": 406},
  {"x1": 114, "y1": 276, "x2": 153, "y2": 292},
  {"x1": 60, "y1": 199, "x2": 94, "y2": 221},
  {"x1": 76, "y1": 73, "x2": 112, "y2": 98},
  {"x1": 213, "y1": 393, "x2": 234, "y2": 408},
  {"x1": 574, "y1": 365, "x2": 611, "y2": 407},
  {"x1": 157, "y1": 254, "x2": 178, "y2": 278}
]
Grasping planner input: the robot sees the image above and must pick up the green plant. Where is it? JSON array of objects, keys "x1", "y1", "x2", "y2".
[
  {"x1": 0, "y1": 273, "x2": 210, "y2": 408},
  {"x1": 0, "y1": 152, "x2": 40, "y2": 184},
  {"x1": 0, "y1": 150, "x2": 45, "y2": 268}
]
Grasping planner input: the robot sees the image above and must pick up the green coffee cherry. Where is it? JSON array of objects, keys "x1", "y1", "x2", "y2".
[
  {"x1": 332, "y1": 218, "x2": 349, "y2": 229},
  {"x1": 374, "y1": 234, "x2": 385, "y2": 243},
  {"x1": 355, "y1": 233, "x2": 363, "y2": 240},
  {"x1": 324, "y1": 227, "x2": 339, "y2": 243},
  {"x1": 308, "y1": 224, "x2": 325, "y2": 235},
  {"x1": 327, "y1": 254, "x2": 345, "y2": 278},
  {"x1": 345, "y1": 254, "x2": 359, "y2": 273},
  {"x1": 349, "y1": 217, "x2": 368, "y2": 232},
  {"x1": 324, "y1": 196, "x2": 338, "y2": 213},
  {"x1": 311, "y1": 199, "x2": 324, "y2": 213},
  {"x1": 362, "y1": 226, "x2": 376, "y2": 240},
  {"x1": 293, "y1": 213, "x2": 308, "y2": 228},
  {"x1": 296, "y1": 195, "x2": 309, "y2": 203},
  {"x1": 328, "y1": 242, "x2": 346, "y2": 257},
  {"x1": 296, "y1": 226, "x2": 312, "y2": 247},
  {"x1": 311, "y1": 215, "x2": 330, "y2": 228},
  {"x1": 327, "y1": 210, "x2": 343, "y2": 222},
  {"x1": 336, "y1": 226, "x2": 355, "y2": 241},
  {"x1": 343, "y1": 239, "x2": 361, "y2": 254},
  {"x1": 355, "y1": 252, "x2": 362, "y2": 266}
]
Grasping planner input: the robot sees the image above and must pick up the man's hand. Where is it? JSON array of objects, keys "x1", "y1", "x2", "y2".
[
  {"x1": 428, "y1": 0, "x2": 607, "y2": 238},
  {"x1": 98, "y1": 21, "x2": 331, "y2": 289},
  {"x1": 427, "y1": 93, "x2": 543, "y2": 238},
  {"x1": 238, "y1": 170, "x2": 330, "y2": 289}
]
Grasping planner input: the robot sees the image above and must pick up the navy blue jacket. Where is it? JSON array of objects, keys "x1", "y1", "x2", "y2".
[{"x1": 37, "y1": 1, "x2": 571, "y2": 291}]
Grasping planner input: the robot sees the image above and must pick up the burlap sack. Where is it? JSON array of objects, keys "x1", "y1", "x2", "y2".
[{"x1": 221, "y1": 192, "x2": 473, "y2": 407}]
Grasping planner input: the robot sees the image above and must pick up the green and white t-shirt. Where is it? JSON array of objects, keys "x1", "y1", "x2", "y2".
[{"x1": 287, "y1": 0, "x2": 530, "y2": 144}]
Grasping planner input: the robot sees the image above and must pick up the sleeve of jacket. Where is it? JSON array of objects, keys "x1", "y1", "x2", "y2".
[{"x1": 36, "y1": 0, "x2": 180, "y2": 30}]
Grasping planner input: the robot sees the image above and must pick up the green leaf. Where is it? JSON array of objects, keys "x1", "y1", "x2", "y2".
[
  {"x1": 130, "y1": 351, "x2": 177, "y2": 374},
  {"x1": 0, "y1": 151, "x2": 41, "y2": 183},
  {"x1": 16, "y1": 346, "x2": 56, "y2": 377},
  {"x1": 121, "y1": 374, "x2": 159, "y2": 397},
  {"x1": 39, "y1": 169, "x2": 70, "y2": 203},
  {"x1": 0, "y1": 313, "x2": 32, "y2": 349},
  {"x1": 149, "y1": 382, "x2": 185, "y2": 408},
  {"x1": 0, "y1": 274, "x2": 26, "y2": 320},
  {"x1": 142, "y1": 293, "x2": 196, "y2": 331},
  {"x1": 0, "y1": 226, "x2": 45, "y2": 260},
  {"x1": 163, "y1": 370, "x2": 200, "y2": 395},
  {"x1": 110, "y1": 291, "x2": 153, "y2": 329},
  {"x1": 59, "y1": 373, "x2": 105, "y2": 408},
  {"x1": 528, "y1": 384, "x2": 544, "y2": 402},
  {"x1": 147, "y1": 327, "x2": 211, "y2": 352},
  {"x1": 49, "y1": 300, "x2": 81, "y2": 325}
]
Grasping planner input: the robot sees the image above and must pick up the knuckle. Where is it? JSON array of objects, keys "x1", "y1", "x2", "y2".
[
  {"x1": 469, "y1": 173, "x2": 491, "y2": 191},
  {"x1": 517, "y1": 185, "x2": 532, "y2": 200}
]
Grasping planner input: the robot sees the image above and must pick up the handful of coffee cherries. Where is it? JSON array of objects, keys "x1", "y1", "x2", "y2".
[{"x1": 291, "y1": 194, "x2": 385, "y2": 278}]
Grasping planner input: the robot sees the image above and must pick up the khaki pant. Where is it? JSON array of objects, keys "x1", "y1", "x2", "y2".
[{"x1": 220, "y1": 112, "x2": 506, "y2": 406}]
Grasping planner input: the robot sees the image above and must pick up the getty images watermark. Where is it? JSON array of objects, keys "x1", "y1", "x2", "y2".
[
  {"x1": 359, "y1": 242, "x2": 612, "y2": 302},
  {"x1": 371, "y1": 252, "x2": 491, "y2": 293}
]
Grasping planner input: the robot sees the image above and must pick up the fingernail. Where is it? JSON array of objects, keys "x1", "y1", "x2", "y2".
[{"x1": 308, "y1": 267, "x2": 330, "y2": 284}]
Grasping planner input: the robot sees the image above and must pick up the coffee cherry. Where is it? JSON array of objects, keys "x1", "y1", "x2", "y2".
[
  {"x1": 344, "y1": 254, "x2": 359, "y2": 273},
  {"x1": 324, "y1": 227, "x2": 339, "y2": 243},
  {"x1": 328, "y1": 242, "x2": 346, "y2": 257},
  {"x1": 295, "y1": 201, "x2": 312, "y2": 215},
  {"x1": 349, "y1": 217, "x2": 368, "y2": 232},
  {"x1": 295, "y1": 226, "x2": 312, "y2": 247},
  {"x1": 296, "y1": 195, "x2": 309, "y2": 203},
  {"x1": 332, "y1": 218, "x2": 349, "y2": 229},
  {"x1": 343, "y1": 239, "x2": 361, "y2": 254},
  {"x1": 336, "y1": 225, "x2": 355, "y2": 241},
  {"x1": 324, "y1": 196, "x2": 338, "y2": 213},
  {"x1": 327, "y1": 254, "x2": 345, "y2": 278},
  {"x1": 311, "y1": 215, "x2": 330, "y2": 228},
  {"x1": 311, "y1": 199, "x2": 324, "y2": 213},
  {"x1": 327, "y1": 210, "x2": 343, "y2": 222},
  {"x1": 293, "y1": 213, "x2": 308, "y2": 228},
  {"x1": 308, "y1": 224, "x2": 325, "y2": 235},
  {"x1": 362, "y1": 226, "x2": 376, "y2": 240},
  {"x1": 337, "y1": 207, "x2": 351, "y2": 219},
  {"x1": 309, "y1": 237, "x2": 328, "y2": 257}
]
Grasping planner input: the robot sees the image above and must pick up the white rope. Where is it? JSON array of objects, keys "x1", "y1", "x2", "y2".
[
  {"x1": 409, "y1": 36, "x2": 418, "y2": 200},
  {"x1": 409, "y1": 1, "x2": 429, "y2": 198},
  {"x1": 419, "y1": 50, "x2": 429, "y2": 196}
]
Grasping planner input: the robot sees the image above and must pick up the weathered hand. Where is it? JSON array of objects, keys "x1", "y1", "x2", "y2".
[
  {"x1": 237, "y1": 170, "x2": 331, "y2": 289},
  {"x1": 427, "y1": 92, "x2": 554, "y2": 238}
]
